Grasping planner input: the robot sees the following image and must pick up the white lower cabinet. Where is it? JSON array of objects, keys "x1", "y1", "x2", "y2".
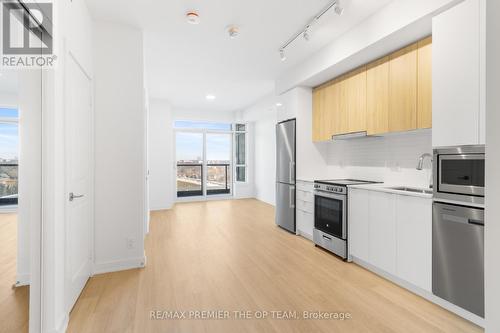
[
  {"x1": 396, "y1": 195, "x2": 432, "y2": 292},
  {"x1": 349, "y1": 189, "x2": 370, "y2": 262},
  {"x1": 349, "y1": 188, "x2": 432, "y2": 292},
  {"x1": 296, "y1": 181, "x2": 315, "y2": 240},
  {"x1": 296, "y1": 208, "x2": 314, "y2": 240},
  {"x1": 369, "y1": 191, "x2": 397, "y2": 276}
]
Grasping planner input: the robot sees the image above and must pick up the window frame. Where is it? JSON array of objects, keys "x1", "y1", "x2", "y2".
[{"x1": 234, "y1": 124, "x2": 248, "y2": 184}]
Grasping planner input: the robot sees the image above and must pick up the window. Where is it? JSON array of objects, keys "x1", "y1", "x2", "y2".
[
  {"x1": 0, "y1": 108, "x2": 19, "y2": 205},
  {"x1": 234, "y1": 124, "x2": 247, "y2": 182}
]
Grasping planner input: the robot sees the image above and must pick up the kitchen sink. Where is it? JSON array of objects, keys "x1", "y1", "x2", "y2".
[{"x1": 387, "y1": 186, "x2": 433, "y2": 195}]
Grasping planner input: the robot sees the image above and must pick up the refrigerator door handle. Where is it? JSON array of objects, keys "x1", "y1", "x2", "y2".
[
  {"x1": 289, "y1": 185, "x2": 295, "y2": 208},
  {"x1": 289, "y1": 161, "x2": 295, "y2": 183}
]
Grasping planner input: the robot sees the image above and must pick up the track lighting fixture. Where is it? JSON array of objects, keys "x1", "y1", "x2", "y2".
[
  {"x1": 303, "y1": 27, "x2": 310, "y2": 41},
  {"x1": 279, "y1": 49, "x2": 286, "y2": 62},
  {"x1": 278, "y1": 0, "x2": 344, "y2": 61},
  {"x1": 334, "y1": 2, "x2": 344, "y2": 16}
]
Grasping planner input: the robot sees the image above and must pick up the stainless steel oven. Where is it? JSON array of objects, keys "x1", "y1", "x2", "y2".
[
  {"x1": 314, "y1": 190, "x2": 346, "y2": 240},
  {"x1": 433, "y1": 145, "x2": 485, "y2": 205}
]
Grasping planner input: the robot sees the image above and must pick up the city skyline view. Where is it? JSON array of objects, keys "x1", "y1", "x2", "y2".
[{"x1": 0, "y1": 108, "x2": 19, "y2": 161}]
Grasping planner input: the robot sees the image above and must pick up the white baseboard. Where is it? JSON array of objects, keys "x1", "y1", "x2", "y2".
[
  {"x1": 92, "y1": 256, "x2": 146, "y2": 275},
  {"x1": 47, "y1": 314, "x2": 68, "y2": 333},
  {"x1": 352, "y1": 256, "x2": 485, "y2": 328},
  {"x1": 149, "y1": 205, "x2": 173, "y2": 211},
  {"x1": 15, "y1": 273, "x2": 30, "y2": 287}
]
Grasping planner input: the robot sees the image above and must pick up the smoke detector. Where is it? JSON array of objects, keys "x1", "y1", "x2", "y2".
[
  {"x1": 226, "y1": 25, "x2": 240, "y2": 39},
  {"x1": 186, "y1": 11, "x2": 200, "y2": 25}
]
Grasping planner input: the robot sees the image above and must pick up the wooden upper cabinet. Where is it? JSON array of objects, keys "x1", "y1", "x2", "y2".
[
  {"x1": 417, "y1": 36, "x2": 432, "y2": 129},
  {"x1": 345, "y1": 66, "x2": 367, "y2": 133},
  {"x1": 337, "y1": 67, "x2": 366, "y2": 135},
  {"x1": 367, "y1": 57, "x2": 389, "y2": 135},
  {"x1": 323, "y1": 80, "x2": 339, "y2": 139},
  {"x1": 311, "y1": 36, "x2": 431, "y2": 141},
  {"x1": 389, "y1": 43, "x2": 418, "y2": 132}
]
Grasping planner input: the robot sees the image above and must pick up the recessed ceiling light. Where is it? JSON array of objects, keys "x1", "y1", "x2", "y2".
[
  {"x1": 206, "y1": 94, "x2": 216, "y2": 100},
  {"x1": 276, "y1": 103, "x2": 283, "y2": 107}
]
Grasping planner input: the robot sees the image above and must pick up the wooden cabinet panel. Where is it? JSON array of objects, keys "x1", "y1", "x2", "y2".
[
  {"x1": 367, "y1": 57, "x2": 389, "y2": 135},
  {"x1": 417, "y1": 37, "x2": 432, "y2": 129},
  {"x1": 339, "y1": 67, "x2": 367, "y2": 134},
  {"x1": 389, "y1": 43, "x2": 418, "y2": 132},
  {"x1": 323, "y1": 80, "x2": 339, "y2": 139}
]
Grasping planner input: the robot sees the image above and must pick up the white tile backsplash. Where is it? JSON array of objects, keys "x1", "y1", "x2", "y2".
[{"x1": 324, "y1": 129, "x2": 433, "y2": 188}]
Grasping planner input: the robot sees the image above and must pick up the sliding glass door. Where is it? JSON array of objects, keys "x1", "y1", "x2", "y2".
[
  {"x1": 206, "y1": 133, "x2": 232, "y2": 195},
  {"x1": 175, "y1": 132, "x2": 203, "y2": 197},
  {"x1": 175, "y1": 129, "x2": 233, "y2": 198}
]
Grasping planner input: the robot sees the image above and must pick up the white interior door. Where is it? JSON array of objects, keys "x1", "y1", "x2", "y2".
[{"x1": 65, "y1": 54, "x2": 93, "y2": 311}]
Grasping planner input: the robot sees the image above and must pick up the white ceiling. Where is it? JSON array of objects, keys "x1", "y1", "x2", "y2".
[{"x1": 86, "y1": 0, "x2": 393, "y2": 112}]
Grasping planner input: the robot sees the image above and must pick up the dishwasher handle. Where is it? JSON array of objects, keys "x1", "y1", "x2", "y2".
[{"x1": 468, "y1": 219, "x2": 484, "y2": 226}]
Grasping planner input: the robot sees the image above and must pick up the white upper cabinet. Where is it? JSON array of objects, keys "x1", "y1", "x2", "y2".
[{"x1": 432, "y1": 0, "x2": 483, "y2": 147}]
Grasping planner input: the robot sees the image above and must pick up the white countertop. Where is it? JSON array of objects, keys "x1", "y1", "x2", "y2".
[{"x1": 349, "y1": 183, "x2": 433, "y2": 199}]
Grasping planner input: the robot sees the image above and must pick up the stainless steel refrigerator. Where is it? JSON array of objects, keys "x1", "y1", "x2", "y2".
[{"x1": 275, "y1": 119, "x2": 296, "y2": 233}]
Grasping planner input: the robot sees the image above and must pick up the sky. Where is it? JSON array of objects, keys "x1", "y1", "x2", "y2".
[
  {"x1": 175, "y1": 121, "x2": 232, "y2": 162},
  {"x1": 0, "y1": 108, "x2": 19, "y2": 161}
]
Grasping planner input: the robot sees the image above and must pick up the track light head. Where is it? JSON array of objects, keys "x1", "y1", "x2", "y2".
[
  {"x1": 334, "y1": 3, "x2": 344, "y2": 16},
  {"x1": 303, "y1": 28, "x2": 310, "y2": 41},
  {"x1": 279, "y1": 49, "x2": 287, "y2": 62}
]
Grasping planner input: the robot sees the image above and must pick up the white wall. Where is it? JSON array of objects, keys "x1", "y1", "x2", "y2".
[
  {"x1": 485, "y1": 0, "x2": 500, "y2": 331},
  {"x1": 93, "y1": 22, "x2": 146, "y2": 273},
  {"x1": 148, "y1": 99, "x2": 174, "y2": 210},
  {"x1": 240, "y1": 94, "x2": 280, "y2": 205}
]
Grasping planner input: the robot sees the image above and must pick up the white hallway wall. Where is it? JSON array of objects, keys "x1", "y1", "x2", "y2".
[
  {"x1": 93, "y1": 21, "x2": 146, "y2": 274},
  {"x1": 148, "y1": 99, "x2": 174, "y2": 210}
]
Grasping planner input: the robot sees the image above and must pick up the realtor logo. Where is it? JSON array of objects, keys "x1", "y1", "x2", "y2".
[{"x1": 1, "y1": 1, "x2": 56, "y2": 67}]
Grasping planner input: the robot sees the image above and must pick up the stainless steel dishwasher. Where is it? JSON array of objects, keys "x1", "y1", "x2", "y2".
[{"x1": 432, "y1": 202, "x2": 484, "y2": 317}]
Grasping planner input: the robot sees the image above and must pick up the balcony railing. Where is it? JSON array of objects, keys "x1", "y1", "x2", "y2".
[
  {"x1": 0, "y1": 163, "x2": 18, "y2": 205},
  {"x1": 176, "y1": 163, "x2": 231, "y2": 197}
]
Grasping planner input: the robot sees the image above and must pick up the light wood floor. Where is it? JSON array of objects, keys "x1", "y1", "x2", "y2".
[
  {"x1": 67, "y1": 199, "x2": 483, "y2": 333},
  {"x1": 0, "y1": 213, "x2": 29, "y2": 333}
]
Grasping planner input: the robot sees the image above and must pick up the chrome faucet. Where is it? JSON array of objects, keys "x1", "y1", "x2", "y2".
[{"x1": 417, "y1": 153, "x2": 433, "y2": 170}]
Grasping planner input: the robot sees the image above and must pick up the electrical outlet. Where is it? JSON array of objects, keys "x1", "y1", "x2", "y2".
[{"x1": 126, "y1": 238, "x2": 135, "y2": 250}]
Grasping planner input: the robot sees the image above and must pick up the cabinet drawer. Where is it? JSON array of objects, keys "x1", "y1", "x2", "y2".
[
  {"x1": 297, "y1": 189, "x2": 314, "y2": 203},
  {"x1": 296, "y1": 209, "x2": 314, "y2": 240},
  {"x1": 297, "y1": 181, "x2": 314, "y2": 192},
  {"x1": 296, "y1": 199, "x2": 314, "y2": 214}
]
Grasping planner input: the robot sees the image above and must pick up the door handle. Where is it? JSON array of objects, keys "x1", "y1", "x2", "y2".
[
  {"x1": 69, "y1": 192, "x2": 84, "y2": 201},
  {"x1": 289, "y1": 161, "x2": 295, "y2": 183},
  {"x1": 289, "y1": 186, "x2": 295, "y2": 209}
]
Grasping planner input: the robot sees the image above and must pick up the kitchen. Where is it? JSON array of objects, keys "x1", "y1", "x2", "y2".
[
  {"x1": 26, "y1": 0, "x2": 500, "y2": 331},
  {"x1": 272, "y1": 0, "x2": 486, "y2": 328}
]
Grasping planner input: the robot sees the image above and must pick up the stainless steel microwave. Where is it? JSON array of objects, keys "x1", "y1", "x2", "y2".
[{"x1": 433, "y1": 145, "x2": 485, "y2": 205}]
